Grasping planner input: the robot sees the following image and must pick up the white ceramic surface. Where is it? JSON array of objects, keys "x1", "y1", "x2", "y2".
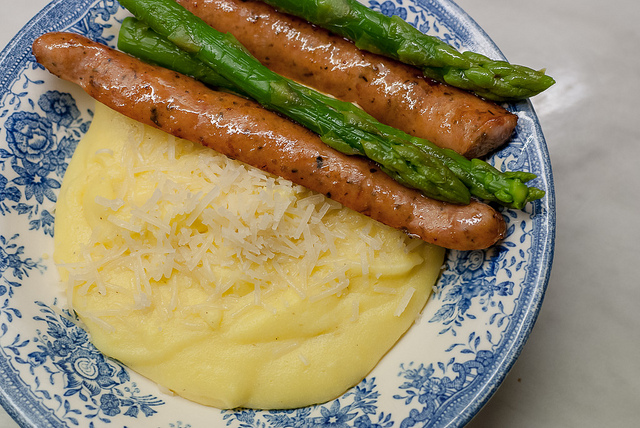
[{"x1": 0, "y1": 0, "x2": 638, "y2": 427}]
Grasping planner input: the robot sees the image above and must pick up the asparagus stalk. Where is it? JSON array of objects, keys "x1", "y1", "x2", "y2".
[
  {"x1": 117, "y1": 0, "x2": 544, "y2": 208},
  {"x1": 256, "y1": 0, "x2": 555, "y2": 101},
  {"x1": 117, "y1": 17, "x2": 239, "y2": 93}
]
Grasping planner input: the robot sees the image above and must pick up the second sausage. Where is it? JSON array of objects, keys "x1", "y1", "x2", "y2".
[{"x1": 177, "y1": 0, "x2": 518, "y2": 158}]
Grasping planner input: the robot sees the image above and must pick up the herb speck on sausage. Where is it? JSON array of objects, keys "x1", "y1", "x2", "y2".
[{"x1": 150, "y1": 107, "x2": 160, "y2": 126}]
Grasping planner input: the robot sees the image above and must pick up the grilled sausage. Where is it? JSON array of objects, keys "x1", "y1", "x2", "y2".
[
  {"x1": 32, "y1": 32, "x2": 506, "y2": 250},
  {"x1": 177, "y1": 0, "x2": 518, "y2": 158}
]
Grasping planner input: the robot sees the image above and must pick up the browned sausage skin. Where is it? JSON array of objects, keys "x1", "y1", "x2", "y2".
[
  {"x1": 176, "y1": 0, "x2": 517, "y2": 158},
  {"x1": 32, "y1": 32, "x2": 506, "y2": 250}
]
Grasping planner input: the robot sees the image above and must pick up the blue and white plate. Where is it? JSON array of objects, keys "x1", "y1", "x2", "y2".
[{"x1": 0, "y1": 0, "x2": 555, "y2": 426}]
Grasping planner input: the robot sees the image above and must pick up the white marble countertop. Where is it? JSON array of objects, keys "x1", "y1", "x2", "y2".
[{"x1": 1, "y1": 0, "x2": 639, "y2": 427}]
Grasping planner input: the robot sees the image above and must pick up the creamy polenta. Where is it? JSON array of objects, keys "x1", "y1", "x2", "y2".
[{"x1": 53, "y1": 102, "x2": 445, "y2": 409}]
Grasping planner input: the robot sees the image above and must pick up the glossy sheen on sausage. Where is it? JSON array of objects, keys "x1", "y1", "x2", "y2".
[
  {"x1": 176, "y1": 0, "x2": 518, "y2": 158},
  {"x1": 32, "y1": 32, "x2": 506, "y2": 250}
]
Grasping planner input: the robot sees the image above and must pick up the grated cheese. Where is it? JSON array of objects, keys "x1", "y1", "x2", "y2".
[
  {"x1": 62, "y1": 110, "x2": 431, "y2": 325},
  {"x1": 298, "y1": 353, "x2": 310, "y2": 366},
  {"x1": 394, "y1": 287, "x2": 416, "y2": 317}
]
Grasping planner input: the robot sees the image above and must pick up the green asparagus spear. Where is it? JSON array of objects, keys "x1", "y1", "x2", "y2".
[
  {"x1": 117, "y1": 0, "x2": 544, "y2": 208},
  {"x1": 256, "y1": 0, "x2": 555, "y2": 101},
  {"x1": 117, "y1": 17, "x2": 239, "y2": 93}
]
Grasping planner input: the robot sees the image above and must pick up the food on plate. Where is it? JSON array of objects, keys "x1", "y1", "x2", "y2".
[
  {"x1": 36, "y1": 0, "x2": 547, "y2": 410},
  {"x1": 115, "y1": 0, "x2": 545, "y2": 209},
  {"x1": 173, "y1": 0, "x2": 518, "y2": 158},
  {"x1": 53, "y1": 101, "x2": 446, "y2": 409},
  {"x1": 117, "y1": 17, "x2": 242, "y2": 93},
  {"x1": 33, "y1": 32, "x2": 508, "y2": 250},
  {"x1": 255, "y1": 0, "x2": 555, "y2": 101}
]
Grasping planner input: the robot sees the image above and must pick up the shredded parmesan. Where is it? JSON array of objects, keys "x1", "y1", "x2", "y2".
[
  {"x1": 62, "y1": 111, "x2": 431, "y2": 325},
  {"x1": 351, "y1": 298, "x2": 360, "y2": 322},
  {"x1": 298, "y1": 353, "x2": 310, "y2": 366},
  {"x1": 394, "y1": 287, "x2": 416, "y2": 317}
]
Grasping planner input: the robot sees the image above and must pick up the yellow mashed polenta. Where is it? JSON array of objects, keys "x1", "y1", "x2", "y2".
[{"x1": 53, "y1": 102, "x2": 445, "y2": 409}]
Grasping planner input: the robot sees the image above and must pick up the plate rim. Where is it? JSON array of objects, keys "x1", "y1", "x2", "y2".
[{"x1": 0, "y1": 0, "x2": 556, "y2": 426}]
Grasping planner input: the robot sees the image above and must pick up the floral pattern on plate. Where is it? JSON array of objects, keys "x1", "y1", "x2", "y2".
[{"x1": 0, "y1": 0, "x2": 555, "y2": 427}]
